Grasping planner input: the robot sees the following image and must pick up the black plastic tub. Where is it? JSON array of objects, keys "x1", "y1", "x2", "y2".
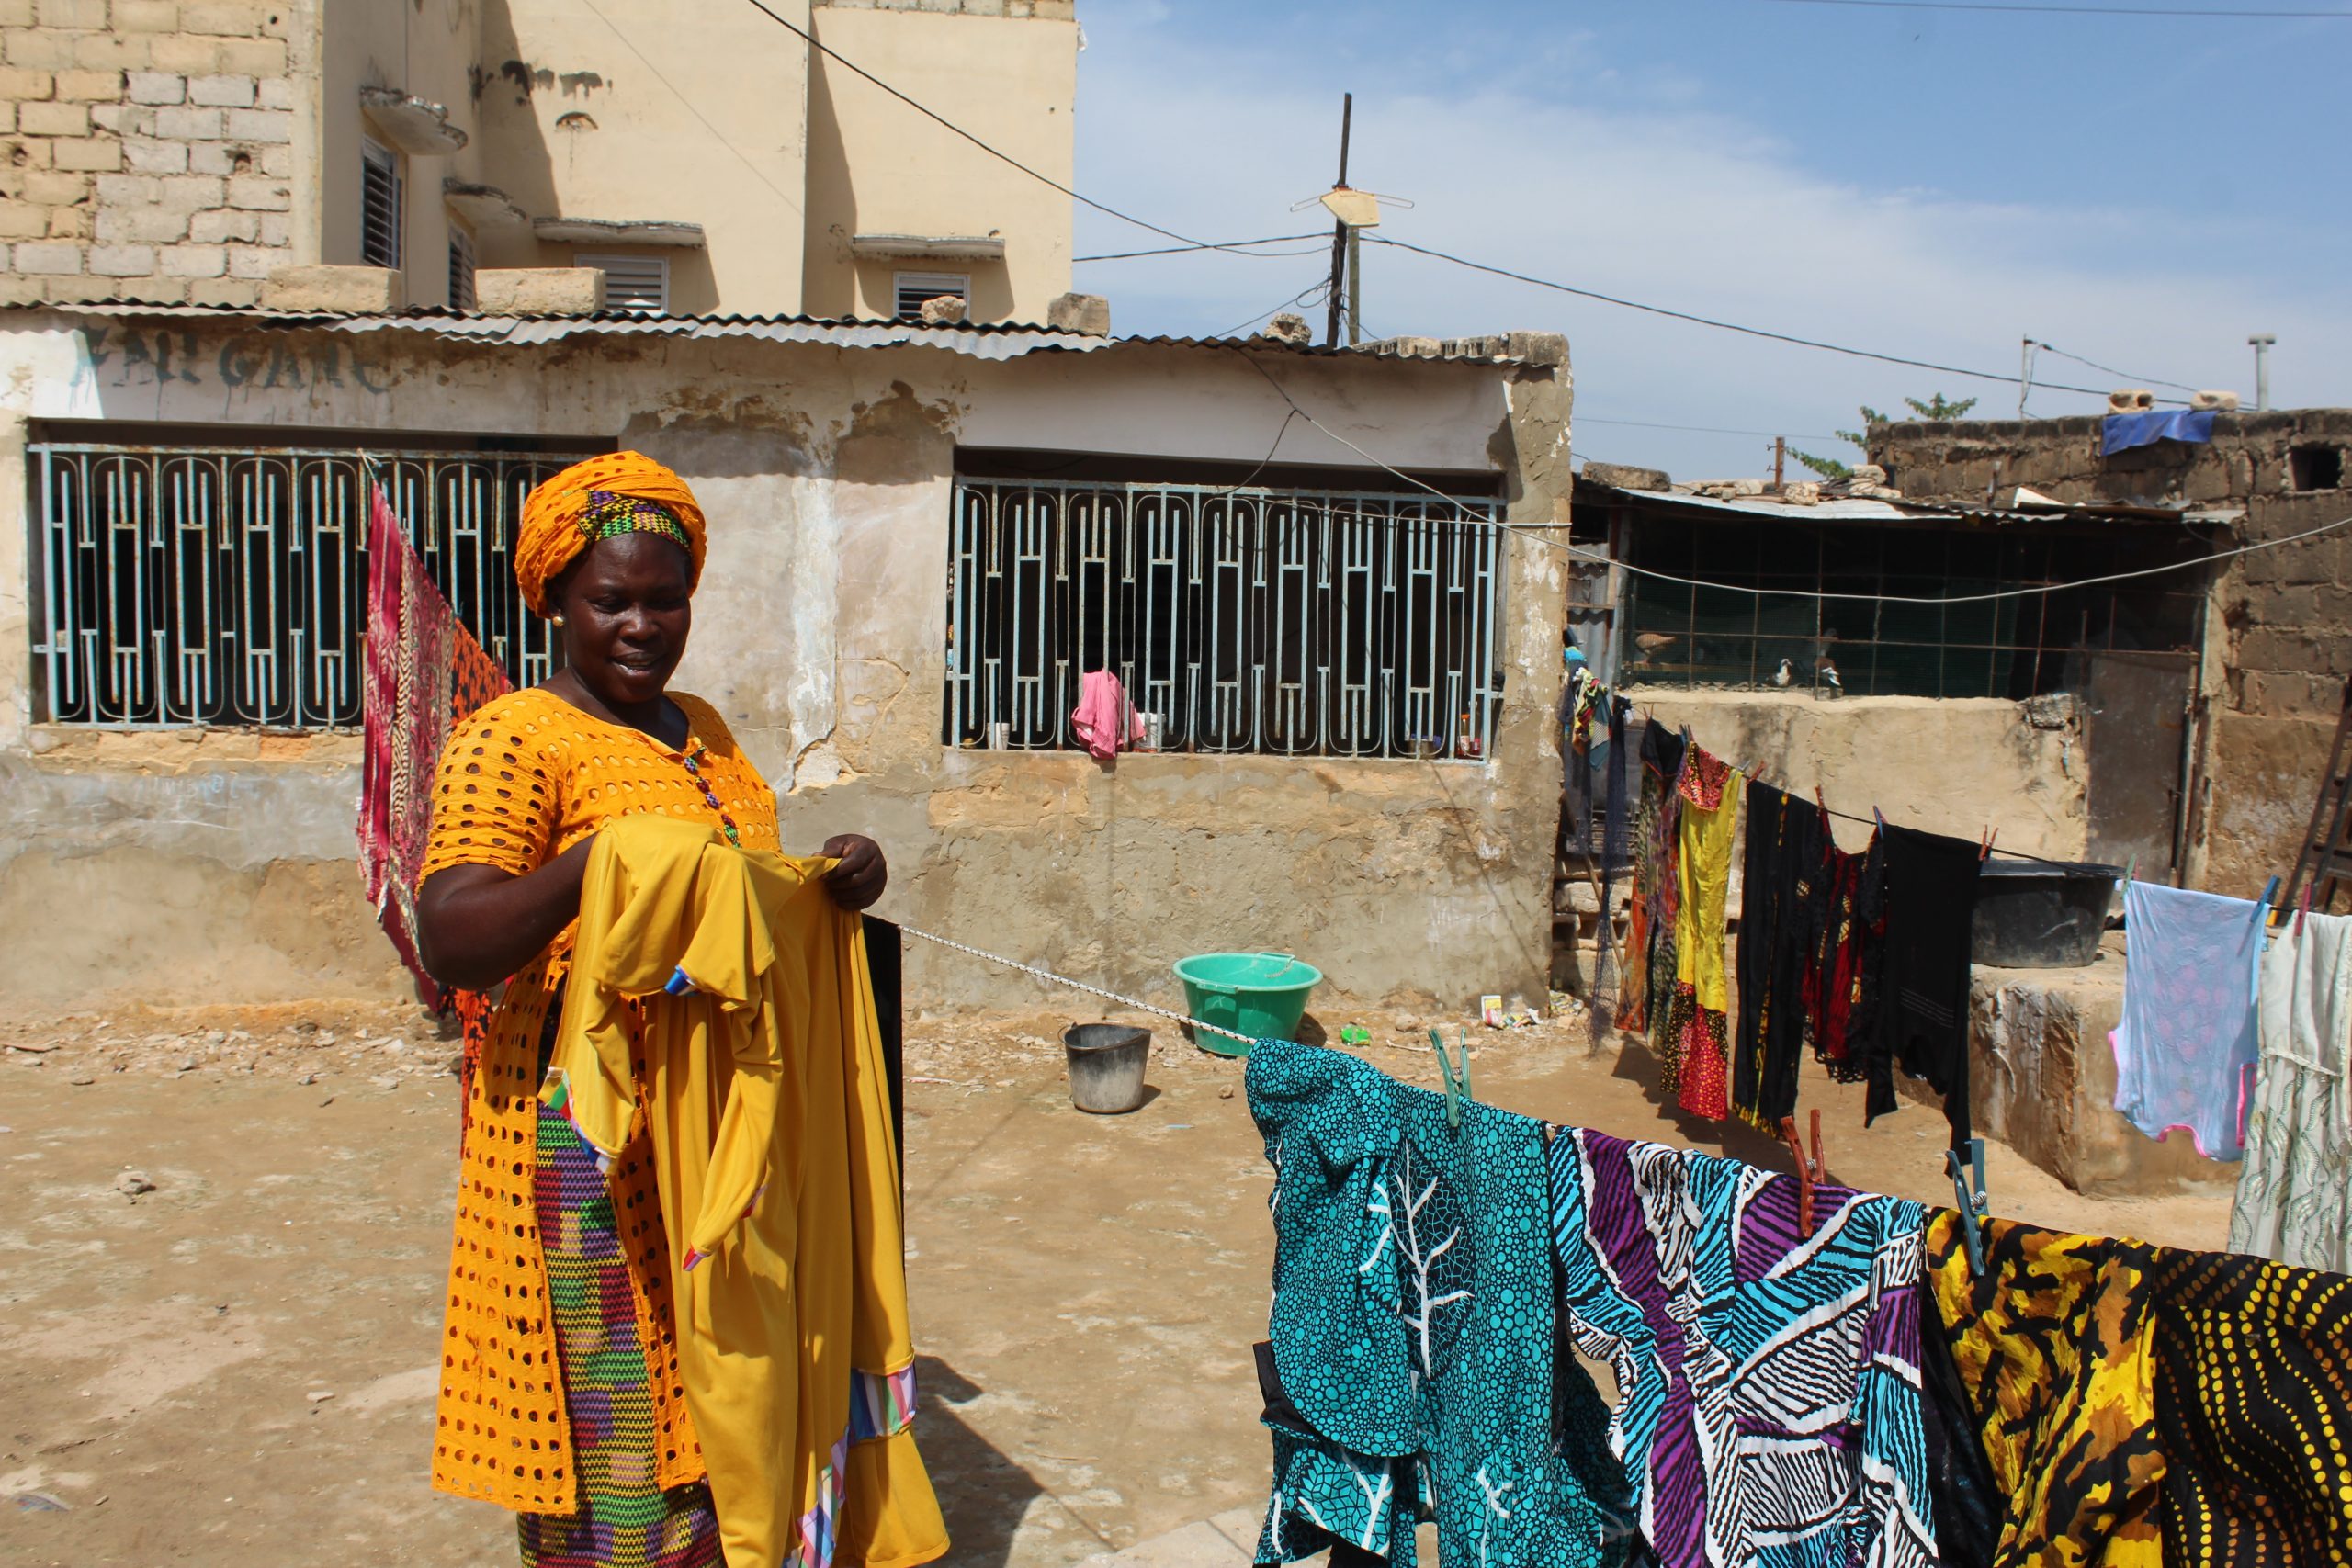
[{"x1": 1971, "y1": 861, "x2": 2123, "y2": 969}]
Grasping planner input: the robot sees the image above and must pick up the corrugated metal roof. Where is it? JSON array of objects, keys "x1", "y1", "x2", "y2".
[
  {"x1": 24, "y1": 302, "x2": 1545, "y2": 366},
  {"x1": 1579, "y1": 477, "x2": 2242, "y2": 529}
]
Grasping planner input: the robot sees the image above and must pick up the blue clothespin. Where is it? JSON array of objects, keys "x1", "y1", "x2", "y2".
[
  {"x1": 1430, "y1": 1028, "x2": 1474, "y2": 1131},
  {"x1": 1945, "y1": 1137, "x2": 1990, "y2": 1277}
]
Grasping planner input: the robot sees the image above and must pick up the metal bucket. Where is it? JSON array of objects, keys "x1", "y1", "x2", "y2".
[{"x1": 1063, "y1": 1023, "x2": 1151, "y2": 1114}]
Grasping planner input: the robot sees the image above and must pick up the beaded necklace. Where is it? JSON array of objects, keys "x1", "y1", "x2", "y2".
[
  {"x1": 576, "y1": 688, "x2": 745, "y2": 848},
  {"x1": 605, "y1": 702, "x2": 743, "y2": 848},
  {"x1": 675, "y1": 739, "x2": 743, "y2": 848}
]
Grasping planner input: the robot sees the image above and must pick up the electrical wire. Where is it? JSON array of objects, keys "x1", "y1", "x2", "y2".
[
  {"x1": 1074, "y1": 234, "x2": 1331, "y2": 263},
  {"x1": 575, "y1": 0, "x2": 820, "y2": 218},
  {"x1": 2026, "y1": 339, "x2": 2202, "y2": 396},
  {"x1": 1579, "y1": 415, "x2": 1847, "y2": 440},
  {"x1": 1209, "y1": 278, "x2": 1330, "y2": 343},
  {"x1": 1765, "y1": 0, "x2": 2349, "y2": 16},
  {"x1": 738, "y1": 0, "x2": 1269, "y2": 254},
  {"x1": 1361, "y1": 234, "x2": 2180, "y2": 404},
  {"x1": 1219, "y1": 343, "x2": 2352, "y2": 604}
]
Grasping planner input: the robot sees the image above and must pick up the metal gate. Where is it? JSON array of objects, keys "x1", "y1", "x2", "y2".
[
  {"x1": 944, "y1": 478, "x2": 1506, "y2": 760},
  {"x1": 29, "y1": 444, "x2": 574, "y2": 728}
]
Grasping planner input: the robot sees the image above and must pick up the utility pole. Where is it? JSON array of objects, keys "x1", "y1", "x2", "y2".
[
  {"x1": 1347, "y1": 225, "x2": 1363, "y2": 346},
  {"x1": 2249, "y1": 333, "x2": 2277, "y2": 412},
  {"x1": 1325, "y1": 93, "x2": 1351, "y2": 348}
]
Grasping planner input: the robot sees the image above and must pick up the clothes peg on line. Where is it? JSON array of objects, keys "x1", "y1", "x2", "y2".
[
  {"x1": 1777, "y1": 1113, "x2": 1822, "y2": 1234},
  {"x1": 1946, "y1": 1137, "x2": 1990, "y2": 1278},
  {"x1": 1430, "y1": 1028, "x2": 1474, "y2": 1131},
  {"x1": 1978, "y1": 826, "x2": 1997, "y2": 863}
]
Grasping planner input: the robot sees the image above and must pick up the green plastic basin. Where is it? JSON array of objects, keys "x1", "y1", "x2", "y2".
[{"x1": 1173, "y1": 952, "x2": 1323, "y2": 1057}]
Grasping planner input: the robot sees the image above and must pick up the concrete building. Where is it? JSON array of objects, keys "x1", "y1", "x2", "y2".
[
  {"x1": 0, "y1": 301, "x2": 1577, "y2": 1021},
  {"x1": 1869, "y1": 410, "x2": 2352, "y2": 899},
  {"x1": 0, "y1": 0, "x2": 1078, "y2": 319},
  {"x1": 1559, "y1": 411, "x2": 2352, "y2": 1194}
]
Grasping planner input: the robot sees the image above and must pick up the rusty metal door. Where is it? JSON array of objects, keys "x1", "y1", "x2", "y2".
[{"x1": 2082, "y1": 649, "x2": 2195, "y2": 877}]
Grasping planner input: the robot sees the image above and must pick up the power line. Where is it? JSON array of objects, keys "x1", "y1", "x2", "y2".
[
  {"x1": 1766, "y1": 0, "x2": 2348, "y2": 16},
  {"x1": 1210, "y1": 278, "x2": 1330, "y2": 342},
  {"x1": 1579, "y1": 415, "x2": 1846, "y2": 440},
  {"x1": 1362, "y1": 234, "x2": 2181, "y2": 404},
  {"x1": 737, "y1": 0, "x2": 1252, "y2": 254},
  {"x1": 1074, "y1": 234, "x2": 1330, "y2": 263},
  {"x1": 576, "y1": 0, "x2": 808, "y2": 218},
  {"x1": 1220, "y1": 343, "x2": 2352, "y2": 605},
  {"x1": 2026, "y1": 339, "x2": 2202, "y2": 396}
]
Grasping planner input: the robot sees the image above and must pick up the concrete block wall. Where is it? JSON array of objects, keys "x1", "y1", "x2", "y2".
[
  {"x1": 0, "y1": 0, "x2": 298, "y2": 307},
  {"x1": 1871, "y1": 411, "x2": 2352, "y2": 896}
]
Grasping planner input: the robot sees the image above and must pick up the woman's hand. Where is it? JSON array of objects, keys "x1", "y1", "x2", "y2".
[{"x1": 820, "y1": 834, "x2": 888, "y2": 912}]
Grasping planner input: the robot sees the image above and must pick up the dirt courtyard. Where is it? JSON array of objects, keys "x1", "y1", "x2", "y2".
[{"x1": 0, "y1": 998, "x2": 2232, "y2": 1568}]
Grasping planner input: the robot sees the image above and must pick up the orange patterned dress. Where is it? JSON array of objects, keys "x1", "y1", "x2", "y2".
[{"x1": 420, "y1": 687, "x2": 782, "y2": 1533}]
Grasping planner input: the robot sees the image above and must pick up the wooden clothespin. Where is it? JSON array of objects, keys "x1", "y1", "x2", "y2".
[
  {"x1": 1430, "y1": 1028, "x2": 1474, "y2": 1131},
  {"x1": 1945, "y1": 1137, "x2": 1990, "y2": 1278},
  {"x1": 1978, "y1": 826, "x2": 1998, "y2": 863},
  {"x1": 1777, "y1": 1111, "x2": 1824, "y2": 1234},
  {"x1": 2298, "y1": 881, "x2": 2313, "y2": 935}
]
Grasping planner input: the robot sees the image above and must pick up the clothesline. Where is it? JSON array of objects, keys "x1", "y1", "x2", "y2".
[{"x1": 896, "y1": 924, "x2": 1259, "y2": 1047}]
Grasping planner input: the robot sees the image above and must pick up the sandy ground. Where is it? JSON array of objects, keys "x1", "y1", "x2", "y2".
[{"x1": 0, "y1": 998, "x2": 2233, "y2": 1568}]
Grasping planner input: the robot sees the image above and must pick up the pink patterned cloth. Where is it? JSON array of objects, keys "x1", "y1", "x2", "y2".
[
  {"x1": 1069, "y1": 670, "x2": 1145, "y2": 761},
  {"x1": 358, "y1": 485, "x2": 512, "y2": 1009}
]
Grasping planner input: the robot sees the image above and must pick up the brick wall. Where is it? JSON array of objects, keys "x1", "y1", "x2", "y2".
[{"x1": 0, "y1": 0, "x2": 298, "y2": 307}]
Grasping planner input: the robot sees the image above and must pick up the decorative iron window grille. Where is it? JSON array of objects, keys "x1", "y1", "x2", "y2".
[
  {"x1": 1618, "y1": 513, "x2": 2209, "y2": 698},
  {"x1": 944, "y1": 477, "x2": 1506, "y2": 760},
  {"x1": 360, "y1": 139, "x2": 402, "y2": 271},
  {"x1": 29, "y1": 444, "x2": 579, "y2": 728}
]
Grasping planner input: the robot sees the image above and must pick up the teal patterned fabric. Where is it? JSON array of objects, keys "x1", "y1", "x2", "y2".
[{"x1": 1247, "y1": 1038, "x2": 1624, "y2": 1567}]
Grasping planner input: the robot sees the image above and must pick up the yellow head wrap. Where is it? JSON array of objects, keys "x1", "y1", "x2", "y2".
[{"x1": 515, "y1": 451, "x2": 708, "y2": 617}]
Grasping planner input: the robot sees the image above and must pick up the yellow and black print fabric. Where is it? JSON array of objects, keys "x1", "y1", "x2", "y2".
[{"x1": 1925, "y1": 1213, "x2": 2164, "y2": 1567}]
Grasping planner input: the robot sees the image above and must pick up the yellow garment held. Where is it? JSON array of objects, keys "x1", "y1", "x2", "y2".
[{"x1": 547, "y1": 816, "x2": 948, "y2": 1568}]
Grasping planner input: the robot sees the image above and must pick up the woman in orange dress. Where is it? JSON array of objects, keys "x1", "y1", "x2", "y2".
[{"x1": 414, "y1": 453, "x2": 890, "y2": 1567}]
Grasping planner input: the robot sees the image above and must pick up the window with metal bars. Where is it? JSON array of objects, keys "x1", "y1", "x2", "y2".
[
  {"x1": 360, "y1": 139, "x2": 402, "y2": 271},
  {"x1": 448, "y1": 225, "x2": 476, "y2": 310},
  {"x1": 944, "y1": 476, "x2": 1507, "y2": 759},
  {"x1": 28, "y1": 444, "x2": 588, "y2": 728},
  {"x1": 895, "y1": 271, "x2": 967, "y2": 319},
  {"x1": 1616, "y1": 512, "x2": 2211, "y2": 698},
  {"x1": 576, "y1": 253, "x2": 668, "y2": 311}
]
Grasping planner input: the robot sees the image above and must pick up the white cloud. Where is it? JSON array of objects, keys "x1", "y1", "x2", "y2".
[{"x1": 1070, "y1": 4, "x2": 2352, "y2": 479}]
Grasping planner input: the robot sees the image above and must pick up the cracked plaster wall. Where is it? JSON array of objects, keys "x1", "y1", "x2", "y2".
[{"x1": 0, "y1": 315, "x2": 1572, "y2": 1015}]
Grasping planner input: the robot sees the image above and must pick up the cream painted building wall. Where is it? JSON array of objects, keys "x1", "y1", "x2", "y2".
[
  {"x1": 0, "y1": 310, "x2": 1574, "y2": 1019},
  {"x1": 1, "y1": 0, "x2": 1077, "y2": 319},
  {"x1": 801, "y1": 3, "x2": 1077, "y2": 322}
]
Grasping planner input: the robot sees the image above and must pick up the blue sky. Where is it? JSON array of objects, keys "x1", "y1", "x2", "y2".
[{"x1": 1065, "y1": 1, "x2": 2352, "y2": 479}]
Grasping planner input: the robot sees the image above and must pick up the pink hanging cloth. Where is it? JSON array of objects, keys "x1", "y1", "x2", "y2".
[{"x1": 1070, "y1": 670, "x2": 1147, "y2": 761}]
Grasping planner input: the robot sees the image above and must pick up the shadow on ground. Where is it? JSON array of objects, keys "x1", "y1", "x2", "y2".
[{"x1": 917, "y1": 1355, "x2": 1050, "y2": 1568}]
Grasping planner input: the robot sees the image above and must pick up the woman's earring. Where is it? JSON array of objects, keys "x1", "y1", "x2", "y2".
[{"x1": 552, "y1": 613, "x2": 567, "y2": 626}]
